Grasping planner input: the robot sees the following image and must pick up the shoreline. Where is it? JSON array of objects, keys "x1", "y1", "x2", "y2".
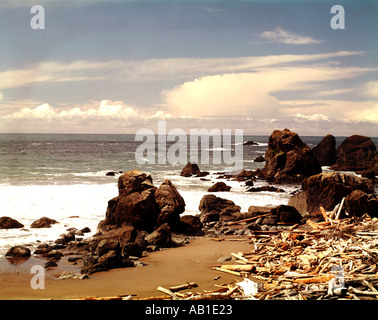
[{"x1": 0, "y1": 236, "x2": 253, "y2": 300}]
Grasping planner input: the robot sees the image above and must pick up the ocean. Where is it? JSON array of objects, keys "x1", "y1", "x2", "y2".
[{"x1": 0, "y1": 133, "x2": 376, "y2": 256}]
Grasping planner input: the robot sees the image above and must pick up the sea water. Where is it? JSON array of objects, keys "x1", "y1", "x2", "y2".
[{"x1": 0, "y1": 133, "x2": 375, "y2": 257}]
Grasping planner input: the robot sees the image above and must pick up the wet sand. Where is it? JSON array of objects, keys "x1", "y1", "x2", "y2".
[{"x1": 0, "y1": 237, "x2": 252, "y2": 300}]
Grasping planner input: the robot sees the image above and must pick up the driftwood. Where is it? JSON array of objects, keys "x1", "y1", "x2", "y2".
[
  {"x1": 168, "y1": 282, "x2": 198, "y2": 292},
  {"x1": 212, "y1": 211, "x2": 378, "y2": 300},
  {"x1": 227, "y1": 214, "x2": 270, "y2": 226}
]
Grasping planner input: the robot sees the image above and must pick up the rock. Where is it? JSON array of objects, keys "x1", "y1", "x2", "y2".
[
  {"x1": 312, "y1": 134, "x2": 337, "y2": 166},
  {"x1": 105, "y1": 171, "x2": 117, "y2": 176},
  {"x1": 46, "y1": 250, "x2": 63, "y2": 260},
  {"x1": 180, "y1": 162, "x2": 201, "y2": 177},
  {"x1": 243, "y1": 140, "x2": 258, "y2": 146},
  {"x1": 81, "y1": 227, "x2": 91, "y2": 233},
  {"x1": 103, "y1": 189, "x2": 159, "y2": 232},
  {"x1": 0, "y1": 217, "x2": 24, "y2": 229},
  {"x1": 247, "y1": 205, "x2": 275, "y2": 216},
  {"x1": 246, "y1": 186, "x2": 285, "y2": 193},
  {"x1": 245, "y1": 222, "x2": 261, "y2": 231},
  {"x1": 198, "y1": 194, "x2": 240, "y2": 223},
  {"x1": 330, "y1": 135, "x2": 376, "y2": 171},
  {"x1": 145, "y1": 223, "x2": 172, "y2": 247},
  {"x1": 230, "y1": 169, "x2": 256, "y2": 181},
  {"x1": 102, "y1": 171, "x2": 185, "y2": 232},
  {"x1": 89, "y1": 226, "x2": 138, "y2": 257},
  {"x1": 30, "y1": 217, "x2": 58, "y2": 228},
  {"x1": 260, "y1": 129, "x2": 321, "y2": 182},
  {"x1": 117, "y1": 169, "x2": 155, "y2": 197},
  {"x1": 5, "y1": 246, "x2": 31, "y2": 257},
  {"x1": 345, "y1": 190, "x2": 378, "y2": 217},
  {"x1": 45, "y1": 260, "x2": 58, "y2": 268},
  {"x1": 254, "y1": 156, "x2": 265, "y2": 162},
  {"x1": 288, "y1": 172, "x2": 374, "y2": 214},
  {"x1": 207, "y1": 182, "x2": 231, "y2": 192},
  {"x1": 179, "y1": 215, "x2": 203, "y2": 235},
  {"x1": 271, "y1": 205, "x2": 302, "y2": 223},
  {"x1": 55, "y1": 232, "x2": 75, "y2": 245},
  {"x1": 154, "y1": 179, "x2": 186, "y2": 229}
]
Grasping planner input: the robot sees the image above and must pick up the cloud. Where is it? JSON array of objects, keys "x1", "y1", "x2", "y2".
[
  {"x1": 0, "y1": 51, "x2": 363, "y2": 90},
  {"x1": 0, "y1": 60, "x2": 111, "y2": 90},
  {"x1": 161, "y1": 65, "x2": 375, "y2": 119},
  {"x1": 259, "y1": 27, "x2": 322, "y2": 45},
  {"x1": 295, "y1": 113, "x2": 329, "y2": 121},
  {"x1": 360, "y1": 81, "x2": 378, "y2": 99}
]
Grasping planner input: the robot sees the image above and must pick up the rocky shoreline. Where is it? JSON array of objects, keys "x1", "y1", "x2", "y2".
[{"x1": 1, "y1": 128, "x2": 377, "y2": 299}]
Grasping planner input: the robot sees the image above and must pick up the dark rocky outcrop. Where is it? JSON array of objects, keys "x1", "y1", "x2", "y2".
[
  {"x1": 145, "y1": 223, "x2": 172, "y2": 247},
  {"x1": 259, "y1": 129, "x2": 321, "y2": 182},
  {"x1": 207, "y1": 182, "x2": 232, "y2": 192},
  {"x1": 330, "y1": 135, "x2": 376, "y2": 172},
  {"x1": 180, "y1": 163, "x2": 202, "y2": 177},
  {"x1": 103, "y1": 189, "x2": 159, "y2": 233},
  {"x1": 102, "y1": 171, "x2": 186, "y2": 233},
  {"x1": 199, "y1": 194, "x2": 241, "y2": 223},
  {"x1": 288, "y1": 172, "x2": 375, "y2": 215},
  {"x1": 117, "y1": 169, "x2": 155, "y2": 197},
  {"x1": 178, "y1": 215, "x2": 203, "y2": 235},
  {"x1": 270, "y1": 205, "x2": 302, "y2": 224},
  {"x1": 243, "y1": 141, "x2": 258, "y2": 146},
  {"x1": 30, "y1": 217, "x2": 58, "y2": 228},
  {"x1": 345, "y1": 190, "x2": 378, "y2": 217},
  {"x1": 312, "y1": 134, "x2": 337, "y2": 166},
  {"x1": 0, "y1": 217, "x2": 24, "y2": 229},
  {"x1": 254, "y1": 156, "x2": 265, "y2": 163},
  {"x1": 5, "y1": 246, "x2": 31, "y2": 257},
  {"x1": 81, "y1": 170, "x2": 187, "y2": 274},
  {"x1": 246, "y1": 186, "x2": 285, "y2": 193},
  {"x1": 155, "y1": 179, "x2": 186, "y2": 229}
]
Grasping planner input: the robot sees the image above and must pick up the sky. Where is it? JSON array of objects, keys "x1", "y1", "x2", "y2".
[{"x1": 0, "y1": 0, "x2": 377, "y2": 136}]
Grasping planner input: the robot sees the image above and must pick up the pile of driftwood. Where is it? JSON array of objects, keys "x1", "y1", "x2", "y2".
[
  {"x1": 211, "y1": 210, "x2": 378, "y2": 300},
  {"x1": 78, "y1": 207, "x2": 378, "y2": 300},
  {"x1": 140, "y1": 211, "x2": 378, "y2": 300}
]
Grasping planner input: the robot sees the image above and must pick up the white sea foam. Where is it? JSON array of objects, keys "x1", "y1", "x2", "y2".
[
  {"x1": 0, "y1": 183, "x2": 118, "y2": 256},
  {"x1": 0, "y1": 175, "x2": 296, "y2": 256}
]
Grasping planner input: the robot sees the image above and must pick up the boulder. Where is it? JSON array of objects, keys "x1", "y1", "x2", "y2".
[
  {"x1": 31, "y1": 217, "x2": 58, "y2": 228},
  {"x1": 89, "y1": 226, "x2": 138, "y2": 257},
  {"x1": 330, "y1": 135, "x2": 376, "y2": 171},
  {"x1": 247, "y1": 205, "x2": 275, "y2": 216},
  {"x1": 207, "y1": 182, "x2": 231, "y2": 192},
  {"x1": 246, "y1": 186, "x2": 285, "y2": 193},
  {"x1": 118, "y1": 169, "x2": 155, "y2": 197},
  {"x1": 271, "y1": 205, "x2": 302, "y2": 223},
  {"x1": 180, "y1": 163, "x2": 201, "y2": 177},
  {"x1": 254, "y1": 156, "x2": 265, "y2": 163},
  {"x1": 288, "y1": 172, "x2": 374, "y2": 214},
  {"x1": 0, "y1": 216, "x2": 24, "y2": 229},
  {"x1": 199, "y1": 194, "x2": 240, "y2": 223},
  {"x1": 312, "y1": 134, "x2": 337, "y2": 166},
  {"x1": 179, "y1": 215, "x2": 204, "y2": 235},
  {"x1": 103, "y1": 172, "x2": 186, "y2": 232},
  {"x1": 103, "y1": 189, "x2": 159, "y2": 232},
  {"x1": 154, "y1": 179, "x2": 186, "y2": 229},
  {"x1": 5, "y1": 246, "x2": 31, "y2": 257},
  {"x1": 243, "y1": 140, "x2": 258, "y2": 146},
  {"x1": 345, "y1": 190, "x2": 378, "y2": 217},
  {"x1": 260, "y1": 129, "x2": 321, "y2": 182},
  {"x1": 145, "y1": 223, "x2": 172, "y2": 247}
]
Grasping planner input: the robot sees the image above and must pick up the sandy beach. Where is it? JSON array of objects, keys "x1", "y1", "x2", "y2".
[{"x1": 0, "y1": 236, "x2": 252, "y2": 300}]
